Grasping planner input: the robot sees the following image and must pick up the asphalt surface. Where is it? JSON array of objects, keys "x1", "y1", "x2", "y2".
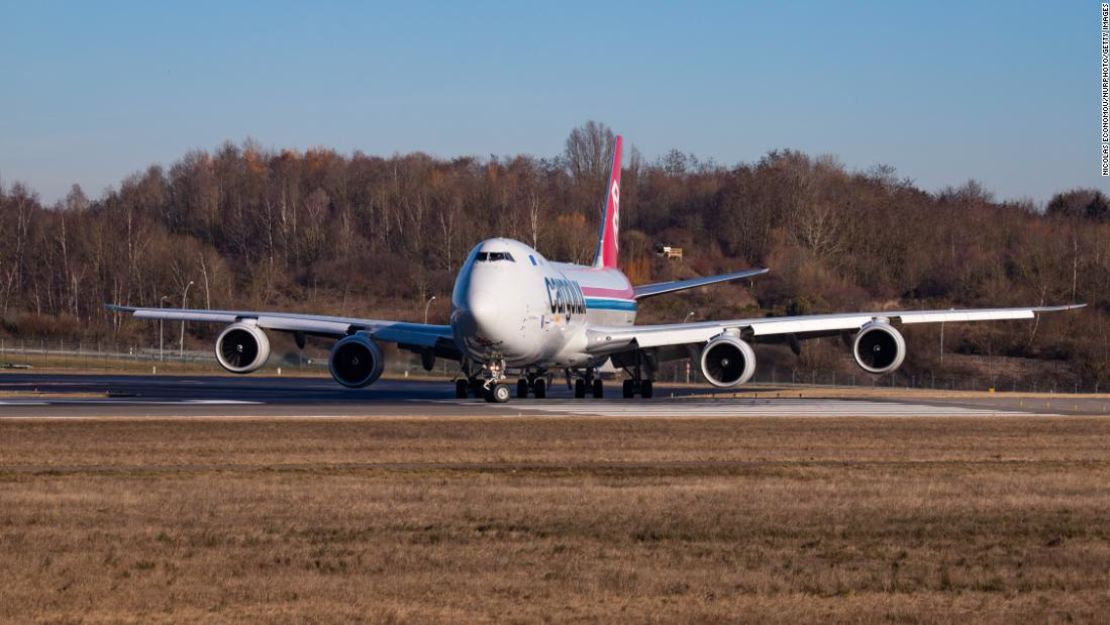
[{"x1": 2, "y1": 372, "x2": 1109, "y2": 418}]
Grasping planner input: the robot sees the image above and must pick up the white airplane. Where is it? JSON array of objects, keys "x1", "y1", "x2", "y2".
[{"x1": 109, "y1": 136, "x2": 1084, "y2": 402}]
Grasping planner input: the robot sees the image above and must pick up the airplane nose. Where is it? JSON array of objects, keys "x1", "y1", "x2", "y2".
[{"x1": 451, "y1": 252, "x2": 530, "y2": 358}]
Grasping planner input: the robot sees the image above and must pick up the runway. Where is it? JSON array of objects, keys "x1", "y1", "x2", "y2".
[{"x1": 2, "y1": 372, "x2": 1106, "y2": 418}]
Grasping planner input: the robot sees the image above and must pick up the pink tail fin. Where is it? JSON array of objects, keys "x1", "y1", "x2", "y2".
[{"x1": 593, "y1": 135, "x2": 623, "y2": 269}]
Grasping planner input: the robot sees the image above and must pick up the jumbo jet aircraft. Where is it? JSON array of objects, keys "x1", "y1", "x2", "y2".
[{"x1": 109, "y1": 136, "x2": 1084, "y2": 402}]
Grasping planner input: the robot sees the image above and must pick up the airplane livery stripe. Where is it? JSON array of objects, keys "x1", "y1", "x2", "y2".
[
  {"x1": 585, "y1": 298, "x2": 637, "y2": 311},
  {"x1": 580, "y1": 285, "x2": 635, "y2": 300}
]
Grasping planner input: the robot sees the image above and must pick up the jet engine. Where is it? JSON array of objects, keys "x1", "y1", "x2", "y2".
[
  {"x1": 328, "y1": 333, "x2": 385, "y2": 388},
  {"x1": 852, "y1": 320, "x2": 906, "y2": 374},
  {"x1": 215, "y1": 322, "x2": 271, "y2": 374},
  {"x1": 699, "y1": 335, "x2": 757, "y2": 388}
]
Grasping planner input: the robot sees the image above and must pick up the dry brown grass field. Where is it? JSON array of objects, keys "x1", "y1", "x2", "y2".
[{"x1": 3, "y1": 415, "x2": 1110, "y2": 624}]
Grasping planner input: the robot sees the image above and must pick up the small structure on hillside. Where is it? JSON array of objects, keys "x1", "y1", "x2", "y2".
[{"x1": 655, "y1": 245, "x2": 683, "y2": 259}]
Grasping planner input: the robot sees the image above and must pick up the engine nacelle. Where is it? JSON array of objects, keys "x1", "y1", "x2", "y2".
[
  {"x1": 852, "y1": 321, "x2": 906, "y2": 374},
  {"x1": 328, "y1": 333, "x2": 385, "y2": 388},
  {"x1": 699, "y1": 335, "x2": 757, "y2": 388},
  {"x1": 215, "y1": 322, "x2": 271, "y2": 374}
]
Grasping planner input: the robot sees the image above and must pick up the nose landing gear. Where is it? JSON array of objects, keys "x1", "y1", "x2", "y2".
[
  {"x1": 456, "y1": 357, "x2": 513, "y2": 402},
  {"x1": 478, "y1": 358, "x2": 511, "y2": 403},
  {"x1": 487, "y1": 383, "x2": 512, "y2": 403}
]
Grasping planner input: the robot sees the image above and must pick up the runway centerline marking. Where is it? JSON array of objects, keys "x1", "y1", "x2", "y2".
[{"x1": 423, "y1": 398, "x2": 1057, "y2": 418}]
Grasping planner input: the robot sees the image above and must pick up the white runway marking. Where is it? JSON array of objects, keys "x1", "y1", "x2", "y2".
[
  {"x1": 0, "y1": 399, "x2": 262, "y2": 406},
  {"x1": 489, "y1": 399, "x2": 1056, "y2": 418},
  {"x1": 181, "y1": 400, "x2": 262, "y2": 405}
]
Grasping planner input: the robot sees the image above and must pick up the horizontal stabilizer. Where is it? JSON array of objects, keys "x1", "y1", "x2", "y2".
[{"x1": 632, "y1": 268, "x2": 769, "y2": 300}]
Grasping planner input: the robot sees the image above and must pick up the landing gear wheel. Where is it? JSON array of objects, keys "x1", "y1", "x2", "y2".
[
  {"x1": 640, "y1": 380, "x2": 654, "y2": 399},
  {"x1": 517, "y1": 379, "x2": 529, "y2": 399},
  {"x1": 574, "y1": 379, "x2": 586, "y2": 399},
  {"x1": 533, "y1": 379, "x2": 547, "y2": 399},
  {"x1": 486, "y1": 384, "x2": 512, "y2": 403},
  {"x1": 455, "y1": 379, "x2": 469, "y2": 399},
  {"x1": 622, "y1": 380, "x2": 635, "y2": 399},
  {"x1": 592, "y1": 379, "x2": 604, "y2": 399}
]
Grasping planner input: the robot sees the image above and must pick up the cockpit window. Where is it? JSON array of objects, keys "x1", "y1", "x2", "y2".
[{"x1": 476, "y1": 251, "x2": 514, "y2": 262}]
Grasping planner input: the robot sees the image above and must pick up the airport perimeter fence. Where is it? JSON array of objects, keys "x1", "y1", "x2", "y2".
[
  {"x1": 0, "y1": 337, "x2": 461, "y2": 379},
  {"x1": 0, "y1": 337, "x2": 1103, "y2": 394}
]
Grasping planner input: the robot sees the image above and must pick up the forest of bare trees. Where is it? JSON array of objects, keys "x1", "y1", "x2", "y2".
[{"x1": 1, "y1": 122, "x2": 1107, "y2": 387}]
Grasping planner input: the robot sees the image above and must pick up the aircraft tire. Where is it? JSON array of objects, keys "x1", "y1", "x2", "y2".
[
  {"x1": 592, "y1": 379, "x2": 604, "y2": 398},
  {"x1": 574, "y1": 379, "x2": 586, "y2": 398},
  {"x1": 455, "y1": 379, "x2": 469, "y2": 399},
  {"x1": 491, "y1": 384, "x2": 512, "y2": 403},
  {"x1": 622, "y1": 380, "x2": 635, "y2": 398},
  {"x1": 533, "y1": 379, "x2": 546, "y2": 399},
  {"x1": 641, "y1": 380, "x2": 654, "y2": 399},
  {"x1": 517, "y1": 379, "x2": 529, "y2": 398}
]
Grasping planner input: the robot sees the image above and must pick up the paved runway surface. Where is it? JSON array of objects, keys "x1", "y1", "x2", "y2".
[{"x1": 2, "y1": 372, "x2": 1107, "y2": 418}]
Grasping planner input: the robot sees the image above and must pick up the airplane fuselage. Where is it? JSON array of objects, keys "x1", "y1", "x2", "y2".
[{"x1": 450, "y1": 238, "x2": 634, "y2": 369}]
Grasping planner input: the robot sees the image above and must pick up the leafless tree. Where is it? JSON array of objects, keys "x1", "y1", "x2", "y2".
[{"x1": 564, "y1": 121, "x2": 615, "y2": 182}]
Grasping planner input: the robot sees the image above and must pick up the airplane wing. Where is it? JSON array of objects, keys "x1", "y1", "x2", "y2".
[
  {"x1": 106, "y1": 305, "x2": 459, "y2": 356},
  {"x1": 632, "y1": 268, "x2": 769, "y2": 299},
  {"x1": 586, "y1": 304, "x2": 1086, "y2": 354}
]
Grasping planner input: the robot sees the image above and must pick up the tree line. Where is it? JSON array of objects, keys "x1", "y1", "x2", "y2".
[{"x1": 0, "y1": 122, "x2": 1107, "y2": 386}]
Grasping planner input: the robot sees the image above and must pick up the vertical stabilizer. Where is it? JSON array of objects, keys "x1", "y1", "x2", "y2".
[{"x1": 592, "y1": 135, "x2": 622, "y2": 269}]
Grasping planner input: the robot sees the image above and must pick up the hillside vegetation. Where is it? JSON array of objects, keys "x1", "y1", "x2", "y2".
[{"x1": 0, "y1": 122, "x2": 1106, "y2": 387}]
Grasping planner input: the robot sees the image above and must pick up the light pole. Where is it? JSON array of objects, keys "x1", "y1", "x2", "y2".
[
  {"x1": 179, "y1": 281, "x2": 194, "y2": 360},
  {"x1": 159, "y1": 295, "x2": 170, "y2": 361},
  {"x1": 424, "y1": 295, "x2": 437, "y2": 324},
  {"x1": 939, "y1": 321, "x2": 945, "y2": 364},
  {"x1": 681, "y1": 315, "x2": 695, "y2": 383}
]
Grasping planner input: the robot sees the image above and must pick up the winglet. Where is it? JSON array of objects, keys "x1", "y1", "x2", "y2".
[
  {"x1": 1035, "y1": 303, "x2": 1087, "y2": 312},
  {"x1": 592, "y1": 135, "x2": 622, "y2": 269}
]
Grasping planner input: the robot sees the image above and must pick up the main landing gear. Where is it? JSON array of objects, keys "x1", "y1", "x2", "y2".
[
  {"x1": 619, "y1": 354, "x2": 654, "y2": 399},
  {"x1": 516, "y1": 374, "x2": 547, "y2": 399},
  {"x1": 569, "y1": 369, "x2": 605, "y2": 399},
  {"x1": 573, "y1": 378, "x2": 604, "y2": 399},
  {"x1": 622, "y1": 378, "x2": 653, "y2": 399},
  {"x1": 454, "y1": 360, "x2": 654, "y2": 402},
  {"x1": 566, "y1": 367, "x2": 654, "y2": 399}
]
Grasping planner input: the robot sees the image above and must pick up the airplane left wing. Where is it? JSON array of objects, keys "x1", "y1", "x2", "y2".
[
  {"x1": 586, "y1": 304, "x2": 1086, "y2": 354},
  {"x1": 106, "y1": 305, "x2": 459, "y2": 356}
]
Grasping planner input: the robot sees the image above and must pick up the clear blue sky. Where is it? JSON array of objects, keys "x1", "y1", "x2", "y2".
[{"x1": 0, "y1": 1, "x2": 1103, "y2": 205}]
